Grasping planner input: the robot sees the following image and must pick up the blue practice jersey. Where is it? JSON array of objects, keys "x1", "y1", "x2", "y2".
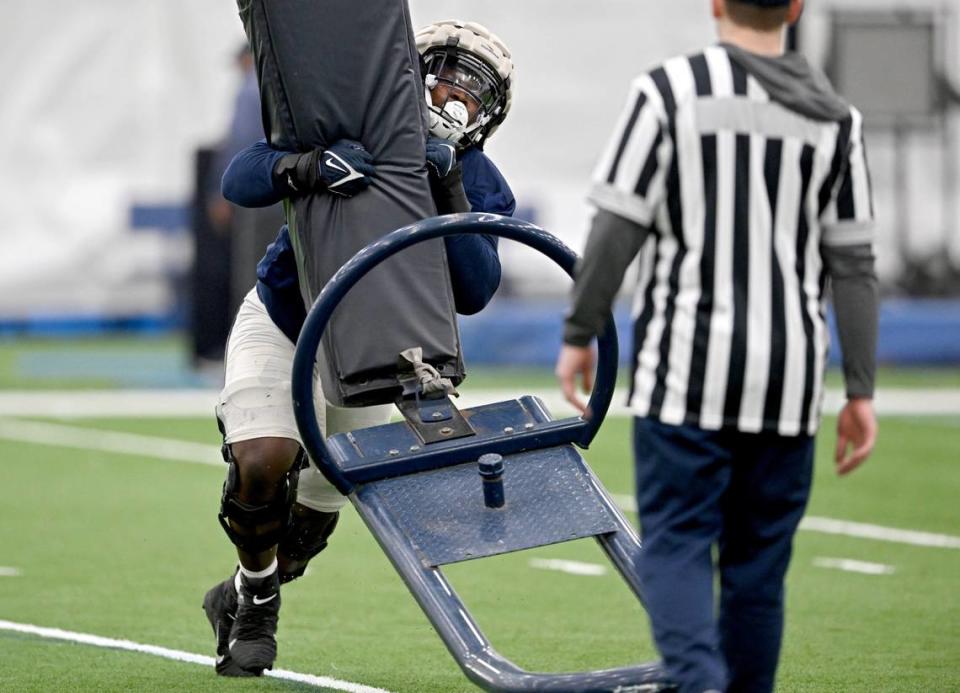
[{"x1": 221, "y1": 140, "x2": 515, "y2": 343}]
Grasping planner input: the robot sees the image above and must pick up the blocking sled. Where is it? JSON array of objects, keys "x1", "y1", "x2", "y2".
[{"x1": 293, "y1": 213, "x2": 673, "y2": 693}]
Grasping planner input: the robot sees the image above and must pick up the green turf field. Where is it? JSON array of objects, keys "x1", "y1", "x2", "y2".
[
  {"x1": 1, "y1": 406, "x2": 958, "y2": 692},
  {"x1": 3, "y1": 334, "x2": 960, "y2": 391}
]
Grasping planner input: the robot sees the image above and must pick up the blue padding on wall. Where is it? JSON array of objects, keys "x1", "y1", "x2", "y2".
[
  {"x1": 1, "y1": 298, "x2": 959, "y2": 366},
  {"x1": 129, "y1": 204, "x2": 189, "y2": 232},
  {"x1": 460, "y1": 297, "x2": 960, "y2": 367},
  {"x1": 0, "y1": 314, "x2": 176, "y2": 337},
  {"x1": 870, "y1": 298, "x2": 960, "y2": 365}
]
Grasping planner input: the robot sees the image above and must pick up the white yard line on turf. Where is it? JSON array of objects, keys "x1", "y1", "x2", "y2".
[
  {"x1": 3, "y1": 418, "x2": 960, "y2": 553},
  {"x1": 0, "y1": 619, "x2": 393, "y2": 693},
  {"x1": 800, "y1": 516, "x2": 960, "y2": 549},
  {"x1": 609, "y1": 494, "x2": 960, "y2": 550},
  {"x1": 528, "y1": 558, "x2": 608, "y2": 576},
  {"x1": 0, "y1": 419, "x2": 220, "y2": 465},
  {"x1": 812, "y1": 557, "x2": 896, "y2": 575},
  {"x1": 0, "y1": 387, "x2": 958, "y2": 417},
  {"x1": 0, "y1": 390, "x2": 220, "y2": 418},
  {"x1": 0, "y1": 567, "x2": 21, "y2": 577}
]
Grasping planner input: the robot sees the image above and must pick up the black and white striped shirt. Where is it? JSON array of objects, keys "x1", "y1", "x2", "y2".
[{"x1": 589, "y1": 45, "x2": 874, "y2": 435}]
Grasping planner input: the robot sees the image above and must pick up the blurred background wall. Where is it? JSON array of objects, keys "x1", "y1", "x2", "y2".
[
  {"x1": 0, "y1": 2, "x2": 246, "y2": 326},
  {"x1": 2, "y1": 0, "x2": 959, "y2": 368}
]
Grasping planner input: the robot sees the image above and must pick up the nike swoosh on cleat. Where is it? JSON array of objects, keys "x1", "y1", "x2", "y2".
[
  {"x1": 252, "y1": 593, "x2": 278, "y2": 606},
  {"x1": 229, "y1": 638, "x2": 237, "y2": 651},
  {"x1": 216, "y1": 655, "x2": 225, "y2": 664}
]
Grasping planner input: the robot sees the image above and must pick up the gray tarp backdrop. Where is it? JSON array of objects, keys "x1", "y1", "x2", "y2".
[
  {"x1": 5, "y1": 1, "x2": 955, "y2": 328},
  {"x1": 238, "y1": 0, "x2": 464, "y2": 406}
]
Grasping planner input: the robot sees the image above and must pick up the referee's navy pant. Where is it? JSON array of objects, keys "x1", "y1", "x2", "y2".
[{"x1": 633, "y1": 417, "x2": 814, "y2": 693}]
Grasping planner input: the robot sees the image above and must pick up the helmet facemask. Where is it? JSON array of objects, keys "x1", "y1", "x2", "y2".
[{"x1": 422, "y1": 46, "x2": 507, "y2": 149}]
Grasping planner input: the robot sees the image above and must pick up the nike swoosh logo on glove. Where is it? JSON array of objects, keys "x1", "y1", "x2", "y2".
[
  {"x1": 325, "y1": 152, "x2": 365, "y2": 190},
  {"x1": 324, "y1": 156, "x2": 347, "y2": 174}
]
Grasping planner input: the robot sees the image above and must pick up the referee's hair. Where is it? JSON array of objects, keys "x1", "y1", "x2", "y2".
[{"x1": 726, "y1": 0, "x2": 791, "y2": 31}]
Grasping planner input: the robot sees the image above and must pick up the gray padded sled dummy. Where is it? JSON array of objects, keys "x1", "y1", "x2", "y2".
[{"x1": 237, "y1": 0, "x2": 463, "y2": 406}]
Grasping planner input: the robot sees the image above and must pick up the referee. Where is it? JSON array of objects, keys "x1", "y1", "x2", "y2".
[{"x1": 556, "y1": 1, "x2": 878, "y2": 691}]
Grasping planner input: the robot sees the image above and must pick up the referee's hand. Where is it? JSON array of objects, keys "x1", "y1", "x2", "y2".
[
  {"x1": 556, "y1": 344, "x2": 595, "y2": 417},
  {"x1": 835, "y1": 397, "x2": 877, "y2": 475}
]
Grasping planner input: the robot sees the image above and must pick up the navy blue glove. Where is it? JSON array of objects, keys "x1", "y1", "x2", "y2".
[
  {"x1": 273, "y1": 139, "x2": 374, "y2": 198},
  {"x1": 425, "y1": 136, "x2": 457, "y2": 179},
  {"x1": 319, "y1": 139, "x2": 375, "y2": 197}
]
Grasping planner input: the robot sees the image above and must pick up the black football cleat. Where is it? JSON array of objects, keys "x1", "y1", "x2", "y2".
[
  {"x1": 202, "y1": 573, "x2": 252, "y2": 677},
  {"x1": 225, "y1": 570, "x2": 281, "y2": 675}
]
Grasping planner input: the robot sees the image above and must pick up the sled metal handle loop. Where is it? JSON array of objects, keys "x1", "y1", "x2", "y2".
[{"x1": 292, "y1": 212, "x2": 619, "y2": 495}]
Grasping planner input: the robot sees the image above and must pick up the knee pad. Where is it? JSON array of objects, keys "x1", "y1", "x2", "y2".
[
  {"x1": 217, "y1": 446, "x2": 306, "y2": 554},
  {"x1": 277, "y1": 507, "x2": 339, "y2": 583}
]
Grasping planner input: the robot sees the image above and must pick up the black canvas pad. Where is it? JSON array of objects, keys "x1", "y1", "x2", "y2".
[{"x1": 238, "y1": 0, "x2": 463, "y2": 406}]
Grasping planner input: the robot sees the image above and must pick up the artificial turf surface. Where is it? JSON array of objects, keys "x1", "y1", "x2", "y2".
[{"x1": 1, "y1": 410, "x2": 958, "y2": 691}]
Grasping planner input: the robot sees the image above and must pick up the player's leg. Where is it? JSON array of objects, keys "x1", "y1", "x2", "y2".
[
  {"x1": 204, "y1": 288, "x2": 313, "y2": 676},
  {"x1": 633, "y1": 417, "x2": 731, "y2": 693},
  {"x1": 276, "y1": 501, "x2": 340, "y2": 583},
  {"x1": 281, "y1": 402, "x2": 393, "y2": 580},
  {"x1": 716, "y1": 432, "x2": 814, "y2": 693},
  {"x1": 221, "y1": 436, "x2": 303, "y2": 569}
]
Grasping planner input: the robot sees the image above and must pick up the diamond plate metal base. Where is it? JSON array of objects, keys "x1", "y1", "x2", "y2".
[{"x1": 361, "y1": 445, "x2": 617, "y2": 566}]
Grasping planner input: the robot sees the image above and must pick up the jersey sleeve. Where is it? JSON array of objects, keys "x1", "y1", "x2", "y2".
[
  {"x1": 445, "y1": 148, "x2": 508, "y2": 314},
  {"x1": 460, "y1": 147, "x2": 516, "y2": 217},
  {"x1": 444, "y1": 234, "x2": 501, "y2": 315},
  {"x1": 588, "y1": 74, "x2": 670, "y2": 227},
  {"x1": 820, "y1": 107, "x2": 875, "y2": 247},
  {"x1": 221, "y1": 139, "x2": 288, "y2": 208}
]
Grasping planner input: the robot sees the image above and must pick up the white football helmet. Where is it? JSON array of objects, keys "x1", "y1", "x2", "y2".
[{"x1": 415, "y1": 20, "x2": 514, "y2": 149}]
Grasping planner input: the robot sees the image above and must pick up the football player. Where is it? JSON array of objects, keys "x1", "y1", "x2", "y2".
[{"x1": 203, "y1": 20, "x2": 516, "y2": 677}]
